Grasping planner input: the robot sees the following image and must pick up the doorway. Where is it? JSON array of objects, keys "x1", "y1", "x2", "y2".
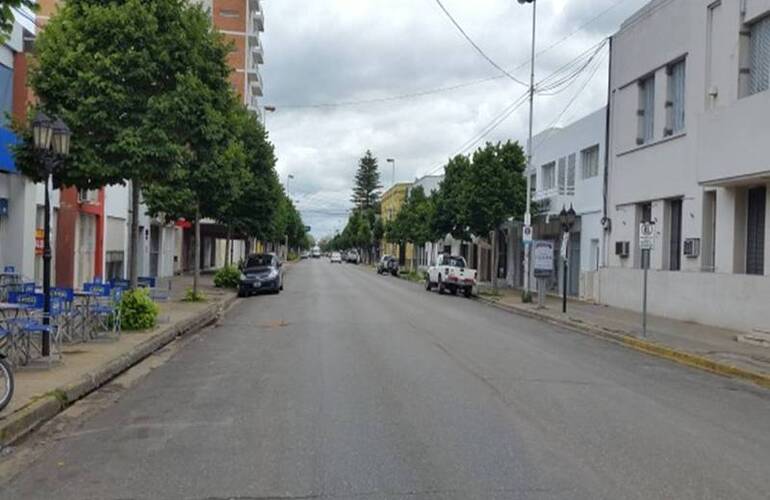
[{"x1": 746, "y1": 186, "x2": 766, "y2": 275}]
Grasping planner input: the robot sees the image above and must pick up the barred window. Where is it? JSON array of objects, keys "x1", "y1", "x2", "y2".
[{"x1": 750, "y1": 16, "x2": 770, "y2": 95}]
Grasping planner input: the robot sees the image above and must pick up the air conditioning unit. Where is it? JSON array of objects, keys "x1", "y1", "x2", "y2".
[
  {"x1": 615, "y1": 241, "x2": 630, "y2": 258},
  {"x1": 683, "y1": 238, "x2": 701, "y2": 258},
  {"x1": 77, "y1": 188, "x2": 98, "y2": 204}
]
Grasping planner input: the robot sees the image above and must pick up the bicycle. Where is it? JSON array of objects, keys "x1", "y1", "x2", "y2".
[{"x1": 0, "y1": 353, "x2": 12, "y2": 412}]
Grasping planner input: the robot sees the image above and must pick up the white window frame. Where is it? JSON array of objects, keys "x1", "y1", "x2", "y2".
[
  {"x1": 637, "y1": 74, "x2": 655, "y2": 145},
  {"x1": 665, "y1": 59, "x2": 686, "y2": 135},
  {"x1": 542, "y1": 162, "x2": 556, "y2": 190},
  {"x1": 581, "y1": 145, "x2": 600, "y2": 179},
  {"x1": 749, "y1": 15, "x2": 770, "y2": 95}
]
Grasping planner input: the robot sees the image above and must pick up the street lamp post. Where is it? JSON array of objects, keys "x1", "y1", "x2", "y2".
[
  {"x1": 559, "y1": 204, "x2": 576, "y2": 314},
  {"x1": 32, "y1": 112, "x2": 71, "y2": 357},
  {"x1": 285, "y1": 174, "x2": 295, "y2": 259},
  {"x1": 262, "y1": 105, "x2": 276, "y2": 129},
  {"x1": 518, "y1": 0, "x2": 536, "y2": 297},
  {"x1": 386, "y1": 158, "x2": 395, "y2": 187}
]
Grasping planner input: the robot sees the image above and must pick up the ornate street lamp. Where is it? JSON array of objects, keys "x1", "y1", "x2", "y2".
[
  {"x1": 31, "y1": 111, "x2": 71, "y2": 357},
  {"x1": 559, "y1": 204, "x2": 576, "y2": 313}
]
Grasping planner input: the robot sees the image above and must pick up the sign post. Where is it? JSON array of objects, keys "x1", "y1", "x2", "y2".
[
  {"x1": 639, "y1": 222, "x2": 655, "y2": 337},
  {"x1": 533, "y1": 240, "x2": 554, "y2": 309}
]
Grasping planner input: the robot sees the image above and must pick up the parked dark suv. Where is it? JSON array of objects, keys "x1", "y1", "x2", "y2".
[
  {"x1": 377, "y1": 255, "x2": 399, "y2": 276},
  {"x1": 238, "y1": 253, "x2": 284, "y2": 297}
]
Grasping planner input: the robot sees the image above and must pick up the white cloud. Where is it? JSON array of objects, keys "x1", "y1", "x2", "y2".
[{"x1": 261, "y1": 0, "x2": 649, "y2": 238}]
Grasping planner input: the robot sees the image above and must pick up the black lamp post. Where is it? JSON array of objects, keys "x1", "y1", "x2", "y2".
[
  {"x1": 32, "y1": 112, "x2": 71, "y2": 357},
  {"x1": 559, "y1": 204, "x2": 576, "y2": 314}
]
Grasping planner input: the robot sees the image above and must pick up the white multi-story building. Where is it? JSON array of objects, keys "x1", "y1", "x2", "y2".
[
  {"x1": 599, "y1": 0, "x2": 770, "y2": 332},
  {"x1": 529, "y1": 108, "x2": 607, "y2": 298}
]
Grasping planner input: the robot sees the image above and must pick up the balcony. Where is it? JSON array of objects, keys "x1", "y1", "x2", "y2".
[
  {"x1": 697, "y1": 91, "x2": 770, "y2": 186},
  {"x1": 248, "y1": 70, "x2": 263, "y2": 97},
  {"x1": 252, "y1": 9, "x2": 264, "y2": 32},
  {"x1": 251, "y1": 39, "x2": 264, "y2": 65}
]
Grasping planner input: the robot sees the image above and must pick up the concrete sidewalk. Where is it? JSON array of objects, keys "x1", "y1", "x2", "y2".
[
  {"x1": 478, "y1": 287, "x2": 770, "y2": 387},
  {"x1": 0, "y1": 274, "x2": 236, "y2": 446}
]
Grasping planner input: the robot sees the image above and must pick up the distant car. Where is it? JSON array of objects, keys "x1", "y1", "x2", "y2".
[
  {"x1": 377, "y1": 255, "x2": 395, "y2": 275},
  {"x1": 386, "y1": 257, "x2": 399, "y2": 276},
  {"x1": 300, "y1": 251, "x2": 310, "y2": 259},
  {"x1": 330, "y1": 252, "x2": 342, "y2": 263},
  {"x1": 311, "y1": 246, "x2": 321, "y2": 258},
  {"x1": 346, "y1": 250, "x2": 359, "y2": 264},
  {"x1": 238, "y1": 253, "x2": 284, "y2": 297}
]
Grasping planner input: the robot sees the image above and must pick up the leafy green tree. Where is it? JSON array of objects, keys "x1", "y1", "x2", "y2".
[
  {"x1": 0, "y1": 0, "x2": 35, "y2": 41},
  {"x1": 431, "y1": 154, "x2": 472, "y2": 241},
  {"x1": 142, "y1": 71, "x2": 245, "y2": 295},
  {"x1": 350, "y1": 150, "x2": 382, "y2": 211},
  {"x1": 20, "y1": 0, "x2": 232, "y2": 287}
]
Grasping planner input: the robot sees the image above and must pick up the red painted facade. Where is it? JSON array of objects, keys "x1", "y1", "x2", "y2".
[{"x1": 55, "y1": 187, "x2": 105, "y2": 287}]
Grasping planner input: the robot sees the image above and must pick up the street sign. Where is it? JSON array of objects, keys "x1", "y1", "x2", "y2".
[
  {"x1": 639, "y1": 222, "x2": 655, "y2": 250},
  {"x1": 533, "y1": 240, "x2": 554, "y2": 278},
  {"x1": 522, "y1": 224, "x2": 533, "y2": 243}
]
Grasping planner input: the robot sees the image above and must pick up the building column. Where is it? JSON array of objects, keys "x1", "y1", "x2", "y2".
[
  {"x1": 2, "y1": 174, "x2": 36, "y2": 277},
  {"x1": 714, "y1": 187, "x2": 738, "y2": 274}
]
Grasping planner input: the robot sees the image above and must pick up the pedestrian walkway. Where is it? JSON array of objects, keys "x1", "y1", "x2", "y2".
[
  {"x1": 0, "y1": 274, "x2": 235, "y2": 445},
  {"x1": 480, "y1": 287, "x2": 770, "y2": 380}
]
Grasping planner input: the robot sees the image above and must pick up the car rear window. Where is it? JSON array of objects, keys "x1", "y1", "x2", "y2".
[{"x1": 246, "y1": 255, "x2": 274, "y2": 267}]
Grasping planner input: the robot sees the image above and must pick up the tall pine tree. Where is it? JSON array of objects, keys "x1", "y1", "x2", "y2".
[{"x1": 350, "y1": 150, "x2": 382, "y2": 211}]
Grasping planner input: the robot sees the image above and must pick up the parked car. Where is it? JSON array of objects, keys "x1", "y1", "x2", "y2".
[
  {"x1": 330, "y1": 252, "x2": 343, "y2": 263},
  {"x1": 238, "y1": 253, "x2": 284, "y2": 297},
  {"x1": 377, "y1": 255, "x2": 394, "y2": 274},
  {"x1": 426, "y1": 254, "x2": 476, "y2": 298},
  {"x1": 346, "y1": 250, "x2": 360, "y2": 264},
  {"x1": 300, "y1": 251, "x2": 310, "y2": 259}
]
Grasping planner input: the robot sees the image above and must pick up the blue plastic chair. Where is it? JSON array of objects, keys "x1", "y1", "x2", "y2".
[
  {"x1": 3, "y1": 266, "x2": 14, "y2": 273},
  {"x1": 89, "y1": 285, "x2": 121, "y2": 338}
]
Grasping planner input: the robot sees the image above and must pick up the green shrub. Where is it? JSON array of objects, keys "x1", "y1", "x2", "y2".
[
  {"x1": 521, "y1": 289, "x2": 533, "y2": 303},
  {"x1": 214, "y1": 265, "x2": 240, "y2": 288},
  {"x1": 119, "y1": 289, "x2": 159, "y2": 330},
  {"x1": 183, "y1": 288, "x2": 206, "y2": 302}
]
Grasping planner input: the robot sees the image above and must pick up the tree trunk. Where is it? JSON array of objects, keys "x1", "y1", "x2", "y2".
[
  {"x1": 193, "y1": 204, "x2": 200, "y2": 296},
  {"x1": 225, "y1": 225, "x2": 232, "y2": 266},
  {"x1": 129, "y1": 179, "x2": 141, "y2": 289}
]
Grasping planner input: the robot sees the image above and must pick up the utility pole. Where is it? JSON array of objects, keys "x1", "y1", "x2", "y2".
[
  {"x1": 519, "y1": 0, "x2": 536, "y2": 297},
  {"x1": 386, "y1": 158, "x2": 396, "y2": 187}
]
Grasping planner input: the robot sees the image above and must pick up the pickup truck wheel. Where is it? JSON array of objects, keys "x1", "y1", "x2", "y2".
[
  {"x1": 425, "y1": 277, "x2": 432, "y2": 291},
  {"x1": 437, "y1": 276, "x2": 445, "y2": 294},
  {"x1": 450, "y1": 286, "x2": 458, "y2": 296},
  {"x1": 463, "y1": 287, "x2": 473, "y2": 298}
]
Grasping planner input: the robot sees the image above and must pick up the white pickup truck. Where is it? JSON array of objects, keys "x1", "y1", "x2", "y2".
[{"x1": 426, "y1": 254, "x2": 477, "y2": 298}]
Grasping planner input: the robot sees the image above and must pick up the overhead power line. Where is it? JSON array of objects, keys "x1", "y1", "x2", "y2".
[
  {"x1": 433, "y1": 0, "x2": 529, "y2": 87},
  {"x1": 273, "y1": 0, "x2": 630, "y2": 110}
]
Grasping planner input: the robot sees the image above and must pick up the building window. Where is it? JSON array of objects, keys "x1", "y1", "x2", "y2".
[
  {"x1": 665, "y1": 60, "x2": 685, "y2": 135},
  {"x1": 542, "y1": 162, "x2": 556, "y2": 190},
  {"x1": 637, "y1": 75, "x2": 655, "y2": 144},
  {"x1": 581, "y1": 145, "x2": 599, "y2": 178},
  {"x1": 746, "y1": 186, "x2": 766, "y2": 275},
  {"x1": 220, "y1": 9, "x2": 240, "y2": 18},
  {"x1": 749, "y1": 16, "x2": 770, "y2": 95},
  {"x1": 0, "y1": 64, "x2": 12, "y2": 127},
  {"x1": 567, "y1": 153, "x2": 576, "y2": 195},
  {"x1": 530, "y1": 173, "x2": 537, "y2": 195},
  {"x1": 106, "y1": 251, "x2": 125, "y2": 280},
  {"x1": 557, "y1": 157, "x2": 566, "y2": 195}
]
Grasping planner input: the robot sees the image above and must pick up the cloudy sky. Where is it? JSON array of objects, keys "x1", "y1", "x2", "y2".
[{"x1": 260, "y1": 0, "x2": 649, "y2": 238}]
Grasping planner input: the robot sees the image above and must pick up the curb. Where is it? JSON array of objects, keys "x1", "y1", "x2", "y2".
[
  {"x1": 478, "y1": 296, "x2": 770, "y2": 390},
  {"x1": 0, "y1": 293, "x2": 237, "y2": 447}
]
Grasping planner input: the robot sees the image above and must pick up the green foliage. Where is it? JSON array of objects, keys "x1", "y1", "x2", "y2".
[
  {"x1": 350, "y1": 150, "x2": 382, "y2": 211},
  {"x1": 21, "y1": 0, "x2": 232, "y2": 191},
  {"x1": 431, "y1": 141, "x2": 527, "y2": 241},
  {"x1": 521, "y1": 289, "x2": 533, "y2": 303},
  {"x1": 183, "y1": 288, "x2": 206, "y2": 302},
  {"x1": 119, "y1": 289, "x2": 159, "y2": 330},
  {"x1": 213, "y1": 265, "x2": 240, "y2": 289},
  {"x1": 387, "y1": 186, "x2": 434, "y2": 246},
  {"x1": 0, "y1": 1, "x2": 36, "y2": 42}
]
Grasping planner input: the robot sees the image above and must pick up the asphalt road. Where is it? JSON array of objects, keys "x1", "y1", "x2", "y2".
[{"x1": 2, "y1": 259, "x2": 770, "y2": 499}]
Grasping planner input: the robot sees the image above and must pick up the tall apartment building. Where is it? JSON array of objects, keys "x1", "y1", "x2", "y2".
[
  {"x1": 599, "y1": 0, "x2": 770, "y2": 332},
  {"x1": 200, "y1": 0, "x2": 265, "y2": 116}
]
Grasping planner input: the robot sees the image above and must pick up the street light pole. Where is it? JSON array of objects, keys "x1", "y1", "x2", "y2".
[
  {"x1": 559, "y1": 204, "x2": 576, "y2": 314},
  {"x1": 32, "y1": 112, "x2": 71, "y2": 358},
  {"x1": 386, "y1": 158, "x2": 395, "y2": 187},
  {"x1": 262, "y1": 105, "x2": 276, "y2": 129},
  {"x1": 519, "y1": 0, "x2": 537, "y2": 297}
]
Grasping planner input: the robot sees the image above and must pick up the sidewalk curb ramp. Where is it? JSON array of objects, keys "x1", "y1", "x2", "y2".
[
  {"x1": 478, "y1": 296, "x2": 770, "y2": 391},
  {"x1": 0, "y1": 293, "x2": 237, "y2": 447}
]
